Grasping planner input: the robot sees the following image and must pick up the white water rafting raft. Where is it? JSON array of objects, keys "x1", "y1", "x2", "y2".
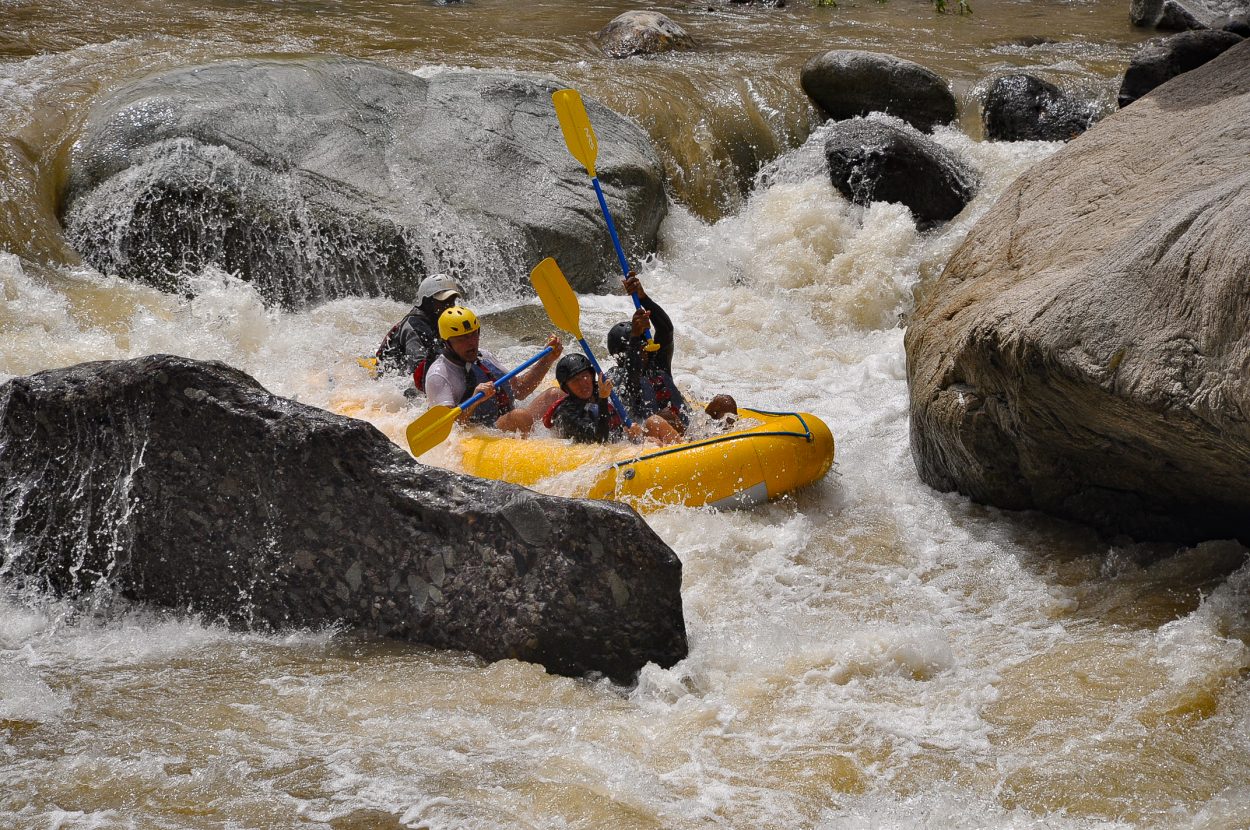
[{"x1": 457, "y1": 406, "x2": 835, "y2": 510}]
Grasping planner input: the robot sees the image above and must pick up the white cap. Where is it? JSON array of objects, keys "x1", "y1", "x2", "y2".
[{"x1": 415, "y1": 273, "x2": 464, "y2": 307}]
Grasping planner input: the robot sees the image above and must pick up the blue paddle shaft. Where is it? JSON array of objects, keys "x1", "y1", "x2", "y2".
[
  {"x1": 459, "y1": 346, "x2": 553, "y2": 412},
  {"x1": 590, "y1": 176, "x2": 654, "y2": 341},
  {"x1": 577, "y1": 338, "x2": 633, "y2": 427}
]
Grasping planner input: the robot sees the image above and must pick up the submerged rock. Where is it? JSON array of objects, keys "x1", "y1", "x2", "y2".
[
  {"x1": 0, "y1": 355, "x2": 687, "y2": 681},
  {"x1": 906, "y1": 39, "x2": 1250, "y2": 543},
  {"x1": 801, "y1": 50, "x2": 958, "y2": 133},
  {"x1": 61, "y1": 57, "x2": 666, "y2": 308},
  {"x1": 594, "y1": 11, "x2": 695, "y2": 58},
  {"x1": 823, "y1": 118, "x2": 978, "y2": 229}
]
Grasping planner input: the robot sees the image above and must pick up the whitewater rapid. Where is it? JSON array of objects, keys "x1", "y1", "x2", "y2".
[{"x1": 5, "y1": 88, "x2": 1250, "y2": 830}]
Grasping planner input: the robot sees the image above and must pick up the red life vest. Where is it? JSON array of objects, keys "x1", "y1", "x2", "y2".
[
  {"x1": 541, "y1": 394, "x2": 569, "y2": 430},
  {"x1": 411, "y1": 358, "x2": 428, "y2": 392}
]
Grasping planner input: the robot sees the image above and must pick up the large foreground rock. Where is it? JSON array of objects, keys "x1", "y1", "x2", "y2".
[
  {"x1": 61, "y1": 57, "x2": 666, "y2": 308},
  {"x1": 0, "y1": 355, "x2": 687, "y2": 680},
  {"x1": 906, "y1": 40, "x2": 1250, "y2": 543}
]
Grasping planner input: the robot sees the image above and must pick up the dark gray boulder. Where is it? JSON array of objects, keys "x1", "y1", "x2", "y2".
[
  {"x1": 1131, "y1": 0, "x2": 1250, "y2": 30},
  {"x1": 0, "y1": 355, "x2": 687, "y2": 680},
  {"x1": 61, "y1": 57, "x2": 666, "y2": 308},
  {"x1": 1118, "y1": 29, "x2": 1244, "y2": 106},
  {"x1": 823, "y1": 118, "x2": 978, "y2": 230},
  {"x1": 905, "y1": 39, "x2": 1250, "y2": 544},
  {"x1": 982, "y1": 74, "x2": 1100, "y2": 142},
  {"x1": 801, "y1": 50, "x2": 958, "y2": 133},
  {"x1": 594, "y1": 11, "x2": 695, "y2": 58}
]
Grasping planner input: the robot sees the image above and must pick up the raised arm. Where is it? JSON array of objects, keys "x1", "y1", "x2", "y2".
[{"x1": 624, "y1": 275, "x2": 675, "y2": 374}]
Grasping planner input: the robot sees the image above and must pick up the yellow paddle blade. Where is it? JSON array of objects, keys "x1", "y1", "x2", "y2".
[
  {"x1": 529, "y1": 256, "x2": 584, "y2": 340},
  {"x1": 553, "y1": 89, "x2": 598, "y2": 178},
  {"x1": 405, "y1": 404, "x2": 460, "y2": 458},
  {"x1": 356, "y1": 355, "x2": 379, "y2": 378}
]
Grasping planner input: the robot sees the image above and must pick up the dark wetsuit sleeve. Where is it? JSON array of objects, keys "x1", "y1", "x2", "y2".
[
  {"x1": 408, "y1": 313, "x2": 442, "y2": 368},
  {"x1": 639, "y1": 295, "x2": 676, "y2": 375}
]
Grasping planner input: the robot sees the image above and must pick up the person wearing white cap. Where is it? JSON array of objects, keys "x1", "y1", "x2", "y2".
[{"x1": 374, "y1": 273, "x2": 464, "y2": 390}]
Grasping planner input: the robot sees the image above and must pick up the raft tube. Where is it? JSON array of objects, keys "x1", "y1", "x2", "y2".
[{"x1": 458, "y1": 407, "x2": 835, "y2": 510}]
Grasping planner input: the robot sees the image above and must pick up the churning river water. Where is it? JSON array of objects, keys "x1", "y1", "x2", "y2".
[{"x1": 4, "y1": 1, "x2": 1250, "y2": 828}]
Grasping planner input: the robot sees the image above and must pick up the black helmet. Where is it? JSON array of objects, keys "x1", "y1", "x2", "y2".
[
  {"x1": 607, "y1": 321, "x2": 633, "y2": 355},
  {"x1": 555, "y1": 353, "x2": 594, "y2": 390}
]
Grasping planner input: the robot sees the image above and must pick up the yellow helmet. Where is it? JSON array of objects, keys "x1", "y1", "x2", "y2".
[{"x1": 438, "y1": 306, "x2": 480, "y2": 340}]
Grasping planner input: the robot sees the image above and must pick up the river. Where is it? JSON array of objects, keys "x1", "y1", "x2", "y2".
[{"x1": 4, "y1": 1, "x2": 1250, "y2": 828}]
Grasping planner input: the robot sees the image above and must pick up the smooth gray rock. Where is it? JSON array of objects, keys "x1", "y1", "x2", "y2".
[
  {"x1": 823, "y1": 118, "x2": 978, "y2": 229},
  {"x1": 1132, "y1": 0, "x2": 1250, "y2": 30},
  {"x1": 905, "y1": 39, "x2": 1250, "y2": 543},
  {"x1": 61, "y1": 57, "x2": 666, "y2": 308},
  {"x1": 1118, "y1": 29, "x2": 1244, "y2": 106},
  {"x1": 982, "y1": 74, "x2": 1100, "y2": 142},
  {"x1": 801, "y1": 50, "x2": 957, "y2": 133},
  {"x1": 594, "y1": 11, "x2": 694, "y2": 58},
  {"x1": 0, "y1": 355, "x2": 687, "y2": 680}
]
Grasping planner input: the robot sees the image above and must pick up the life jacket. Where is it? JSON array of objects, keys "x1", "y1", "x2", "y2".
[
  {"x1": 376, "y1": 310, "x2": 440, "y2": 389},
  {"x1": 461, "y1": 356, "x2": 515, "y2": 425},
  {"x1": 542, "y1": 392, "x2": 622, "y2": 442},
  {"x1": 375, "y1": 319, "x2": 406, "y2": 370},
  {"x1": 541, "y1": 394, "x2": 567, "y2": 430},
  {"x1": 639, "y1": 368, "x2": 689, "y2": 428},
  {"x1": 411, "y1": 358, "x2": 429, "y2": 393}
]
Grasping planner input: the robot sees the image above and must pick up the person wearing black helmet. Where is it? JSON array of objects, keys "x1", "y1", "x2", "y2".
[
  {"x1": 374, "y1": 272, "x2": 464, "y2": 390},
  {"x1": 542, "y1": 353, "x2": 677, "y2": 444},
  {"x1": 605, "y1": 274, "x2": 737, "y2": 432},
  {"x1": 543, "y1": 353, "x2": 620, "y2": 443}
]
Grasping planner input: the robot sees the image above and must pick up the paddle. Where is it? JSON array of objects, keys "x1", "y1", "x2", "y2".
[
  {"x1": 529, "y1": 256, "x2": 634, "y2": 427},
  {"x1": 552, "y1": 87, "x2": 659, "y2": 352},
  {"x1": 405, "y1": 346, "x2": 554, "y2": 457}
]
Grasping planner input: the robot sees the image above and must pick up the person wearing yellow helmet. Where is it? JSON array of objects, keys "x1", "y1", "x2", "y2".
[{"x1": 424, "y1": 305, "x2": 563, "y2": 433}]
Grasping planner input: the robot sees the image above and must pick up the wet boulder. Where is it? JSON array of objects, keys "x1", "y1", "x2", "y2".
[
  {"x1": 1131, "y1": 0, "x2": 1250, "y2": 30},
  {"x1": 1118, "y1": 29, "x2": 1244, "y2": 106},
  {"x1": 823, "y1": 118, "x2": 978, "y2": 229},
  {"x1": 61, "y1": 57, "x2": 666, "y2": 308},
  {"x1": 0, "y1": 354, "x2": 687, "y2": 681},
  {"x1": 594, "y1": 11, "x2": 695, "y2": 58},
  {"x1": 982, "y1": 74, "x2": 1100, "y2": 142},
  {"x1": 801, "y1": 50, "x2": 958, "y2": 133},
  {"x1": 906, "y1": 39, "x2": 1250, "y2": 543}
]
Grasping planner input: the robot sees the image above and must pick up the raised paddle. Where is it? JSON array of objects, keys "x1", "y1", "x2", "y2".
[
  {"x1": 405, "y1": 346, "x2": 554, "y2": 457},
  {"x1": 552, "y1": 87, "x2": 659, "y2": 352},
  {"x1": 529, "y1": 256, "x2": 634, "y2": 427}
]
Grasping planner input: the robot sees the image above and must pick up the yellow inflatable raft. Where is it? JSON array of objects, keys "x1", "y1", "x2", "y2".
[{"x1": 458, "y1": 407, "x2": 835, "y2": 510}]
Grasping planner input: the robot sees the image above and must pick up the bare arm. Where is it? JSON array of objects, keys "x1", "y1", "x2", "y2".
[{"x1": 510, "y1": 335, "x2": 563, "y2": 400}]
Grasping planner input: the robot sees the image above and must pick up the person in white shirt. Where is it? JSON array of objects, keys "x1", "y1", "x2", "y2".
[{"x1": 424, "y1": 306, "x2": 563, "y2": 434}]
